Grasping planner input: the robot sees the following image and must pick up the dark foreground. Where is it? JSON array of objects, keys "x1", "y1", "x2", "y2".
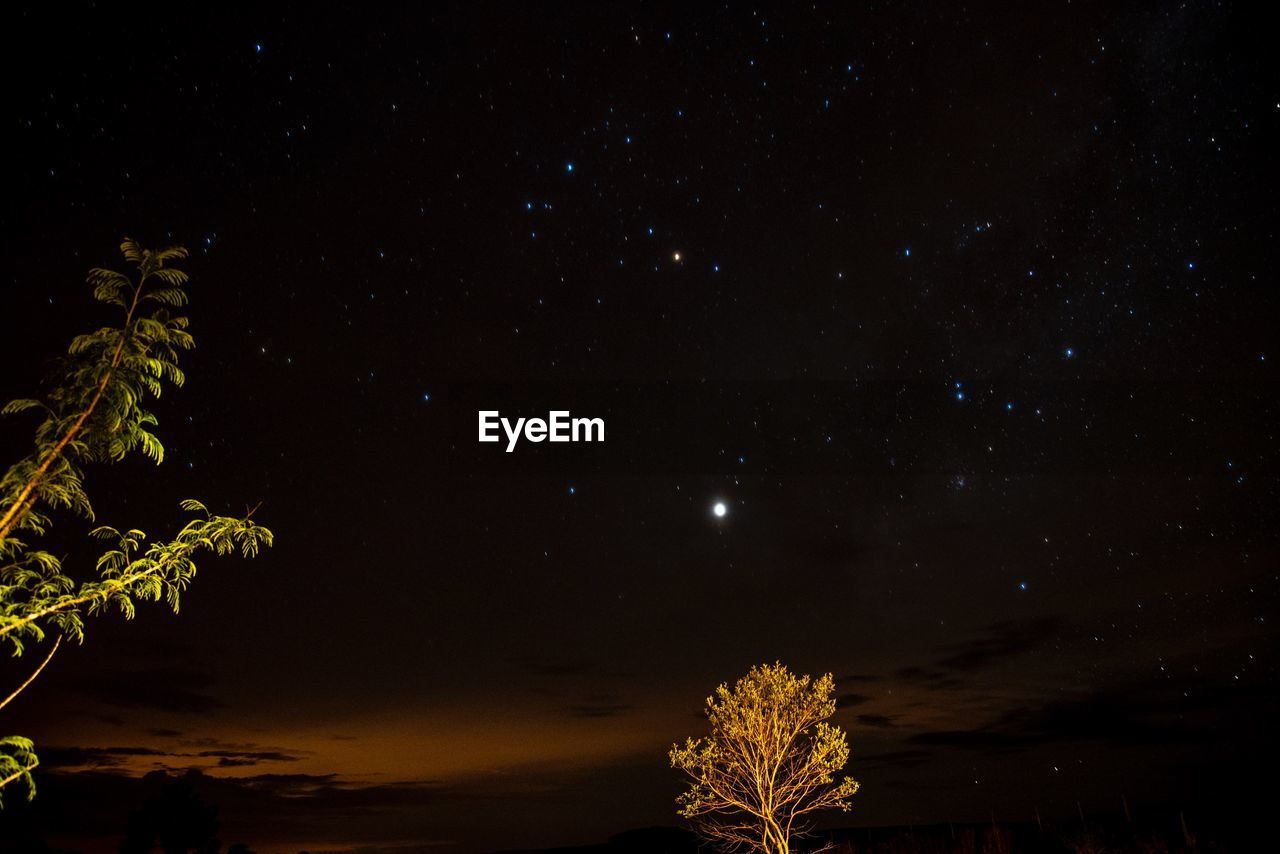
[{"x1": 497, "y1": 816, "x2": 1256, "y2": 854}]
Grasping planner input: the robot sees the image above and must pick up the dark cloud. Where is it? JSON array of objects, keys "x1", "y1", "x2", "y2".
[
  {"x1": 857, "y1": 750, "x2": 933, "y2": 769},
  {"x1": 908, "y1": 675, "x2": 1263, "y2": 756},
  {"x1": 74, "y1": 665, "x2": 222, "y2": 714},
  {"x1": 837, "y1": 693, "x2": 873, "y2": 708},
  {"x1": 806, "y1": 536, "x2": 874, "y2": 567},
  {"x1": 933, "y1": 618, "x2": 1066, "y2": 671},
  {"x1": 514, "y1": 657, "x2": 603, "y2": 678},
  {"x1": 892, "y1": 667, "x2": 965, "y2": 691},
  {"x1": 39, "y1": 746, "x2": 170, "y2": 769},
  {"x1": 195, "y1": 749, "x2": 303, "y2": 763},
  {"x1": 856, "y1": 714, "x2": 895, "y2": 728},
  {"x1": 564, "y1": 691, "x2": 633, "y2": 718},
  {"x1": 40, "y1": 744, "x2": 304, "y2": 772},
  {"x1": 889, "y1": 618, "x2": 1067, "y2": 695},
  {"x1": 567, "y1": 702, "x2": 633, "y2": 719}
]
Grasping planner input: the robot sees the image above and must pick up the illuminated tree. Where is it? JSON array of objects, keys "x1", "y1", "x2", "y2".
[
  {"x1": 0, "y1": 239, "x2": 273, "y2": 804},
  {"x1": 670, "y1": 662, "x2": 860, "y2": 854}
]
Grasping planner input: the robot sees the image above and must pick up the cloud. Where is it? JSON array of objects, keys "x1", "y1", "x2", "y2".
[
  {"x1": 39, "y1": 746, "x2": 170, "y2": 768},
  {"x1": 195, "y1": 749, "x2": 304, "y2": 763},
  {"x1": 521, "y1": 658, "x2": 601, "y2": 677},
  {"x1": 566, "y1": 702, "x2": 633, "y2": 718},
  {"x1": 39, "y1": 743, "x2": 305, "y2": 772},
  {"x1": 933, "y1": 617, "x2": 1065, "y2": 671},
  {"x1": 806, "y1": 536, "x2": 874, "y2": 567},
  {"x1": 892, "y1": 667, "x2": 965, "y2": 691},
  {"x1": 856, "y1": 714, "x2": 895, "y2": 728},
  {"x1": 564, "y1": 691, "x2": 633, "y2": 718},
  {"x1": 74, "y1": 665, "x2": 223, "y2": 714},
  {"x1": 837, "y1": 692, "x2": 873, "y2": 707},
  {"x1": 890, "y1": 617, "x2": 1067, "y2": 693},
  {"x1": 857, "y1": 749, "x2": 933, "y2": 768},
  {"x1": 906, "y1": 675, "x2": 1250, "y2": 756}
]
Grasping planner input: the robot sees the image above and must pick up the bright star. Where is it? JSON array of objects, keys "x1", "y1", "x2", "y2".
[
  {"x1": 713, "y1": 502, "x2": 728, "y2": 518},
  {"x1": 566, "y1": 162, "x2": 574, "y2": 172},
  {"x1": 673, "y1": 251, "x2": 682, "y2": 262}
]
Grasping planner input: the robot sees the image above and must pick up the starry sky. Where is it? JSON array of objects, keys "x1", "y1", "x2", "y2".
[{"x1": 2, "y1": 2, "x2": 1278, "y2": 852}]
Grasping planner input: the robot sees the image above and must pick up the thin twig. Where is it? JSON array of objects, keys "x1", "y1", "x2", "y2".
[
  {"x1": 0, "y1": 758, "x2": 39, "y2": 790},
  {"x1": 0, "y1": 635, "x2": 62, "y2": 712}
]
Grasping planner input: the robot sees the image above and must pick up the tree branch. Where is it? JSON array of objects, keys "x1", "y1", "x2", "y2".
[
  {"x1": 0, "y1": 758, "x2": 39, "y2": 791},
  {"x1": 0, "y1": 635, "x2": 61, "y2": 712},
  {"x1": 0, "y1": 273, "x2": 145, "y2": 542}
]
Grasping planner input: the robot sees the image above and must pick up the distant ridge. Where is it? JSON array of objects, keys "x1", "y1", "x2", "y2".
[{"x1": 492, "y1": 826, "x2": 698, "y2": 854}]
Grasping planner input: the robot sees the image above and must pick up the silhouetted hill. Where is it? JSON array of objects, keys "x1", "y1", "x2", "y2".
[
  {"x1": 494, "y1": 826, "x2": 698, "y2": 853},
  {"x1": 493, "y1": 813, "x2": 1266, "y2": 853}
]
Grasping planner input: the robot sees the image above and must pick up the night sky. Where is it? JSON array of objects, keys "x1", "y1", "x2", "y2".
[{"x1": 3, "y1": 2, "x2": 1278, "y2": 852}]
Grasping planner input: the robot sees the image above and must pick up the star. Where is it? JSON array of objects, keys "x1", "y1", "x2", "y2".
[{"x1": 713, "y1": 501, "x2": 728, "y2": 518}]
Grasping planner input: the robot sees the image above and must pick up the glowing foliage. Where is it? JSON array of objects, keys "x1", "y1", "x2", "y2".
[
  {"x1": 670, "y1": 662, "x2": 861, "y2": 854},
  {"x1": 0, "y1": 240, "x2": 272, "y2": 805}
]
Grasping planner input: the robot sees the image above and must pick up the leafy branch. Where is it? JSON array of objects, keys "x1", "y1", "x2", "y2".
[
  {"x1": 0, "y1": 238, "x2": 192, "y2": 548},
  {"x1": 0, "y1": 240, "x2": 273, "y2": 806},
  {"x1": 0, "y1": 502, "x2": 272, "y2": 652}
]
